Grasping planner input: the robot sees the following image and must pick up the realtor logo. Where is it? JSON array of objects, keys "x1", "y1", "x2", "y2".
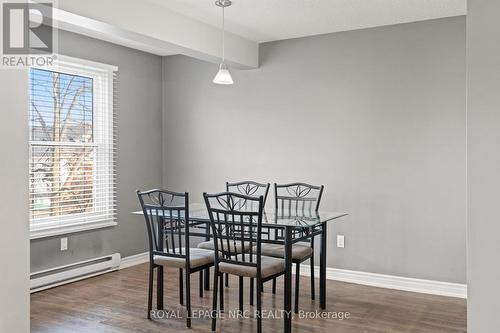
[
  {"x1": 2, "y1": 2, "x2": 53, "y2": 54},
  {"x1": 1, "y1": 1, "x2": 55, "y2": 67}
]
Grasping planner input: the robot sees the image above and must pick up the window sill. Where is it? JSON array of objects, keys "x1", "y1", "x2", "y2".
[{"x1": 30, "y1": 220, "x2": 118, "y2": 240}]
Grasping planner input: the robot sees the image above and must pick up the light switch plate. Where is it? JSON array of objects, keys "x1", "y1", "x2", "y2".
[
  {"x1": 60, "y1": 237, "x2": 68, "y2": 251},
  {"x1": 337, "y1": 235, "x2": 345, "y2": 248}
]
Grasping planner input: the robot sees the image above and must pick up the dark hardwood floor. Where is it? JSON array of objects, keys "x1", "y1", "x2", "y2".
[{"x1": 31, "y1": 263, "x2": 466, "y2": 333}]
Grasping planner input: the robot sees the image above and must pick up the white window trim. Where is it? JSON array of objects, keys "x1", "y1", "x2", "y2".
[{"x1": 29, "y1": 55, "x2": 118, "y2": 239}]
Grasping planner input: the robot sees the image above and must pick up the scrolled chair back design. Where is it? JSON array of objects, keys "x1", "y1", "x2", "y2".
[
  {"x1": 215, "y1": 192, "x2": 250, "y2": 212},
  {"x1": 275, "y1": 182, "x2": 324, "y2": 212},
  {"x1": 226, "y1": 181, "x2": 270, "y2": 208}
]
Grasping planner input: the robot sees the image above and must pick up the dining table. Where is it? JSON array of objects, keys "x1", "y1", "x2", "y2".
[{"x1": 132, "y1": 203, "x2": 347, "y2": 333}]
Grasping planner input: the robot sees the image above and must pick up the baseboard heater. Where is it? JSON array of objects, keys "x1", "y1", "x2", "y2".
[{"x1": 30, "y1": 253, "x2": 121, "y2": 293}]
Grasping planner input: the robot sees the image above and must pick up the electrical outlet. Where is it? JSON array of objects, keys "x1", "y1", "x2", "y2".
[
  {"x1": 337, "y1": 235, "x2": 345, "y2": 248},
  {"x1": 60, "y1": 237, "x2": 68, "y2": 251}
]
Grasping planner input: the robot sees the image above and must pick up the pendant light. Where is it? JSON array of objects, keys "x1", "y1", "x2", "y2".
[{"x1": 213, "y1": 0, "x2": 234, "y2": 85}]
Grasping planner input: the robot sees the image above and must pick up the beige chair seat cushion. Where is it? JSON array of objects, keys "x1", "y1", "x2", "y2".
[
  {"x1": 197, "y1": 240, "x2": 251, "y2": 253},
  {"x1": 153, "y1": 248, "x2": 214, "y2": 269},
  {"x1": 258, "y1": 243, "x2": 313, "y2": 261},
  {"x1": 219, "y1": 254, "x2": 285, "y2": 278}
]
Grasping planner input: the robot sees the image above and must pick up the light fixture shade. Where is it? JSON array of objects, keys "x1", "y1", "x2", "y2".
[{"x1": 213, "y1": 63, "x2": 234, "y2": 85}]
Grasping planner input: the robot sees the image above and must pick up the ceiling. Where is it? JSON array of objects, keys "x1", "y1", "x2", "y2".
[{"x1": 144, "y1": 0, "x2": 466, "y2": 43}]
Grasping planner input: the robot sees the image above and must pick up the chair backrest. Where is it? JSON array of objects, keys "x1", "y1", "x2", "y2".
[
  {"x1": 226, "y1": 181, "x2": 270, "y2": 207},
  {"x1": 136, "y1": 189, "x2": 190, "y2": 260},
  {"x1": 203, "y1": 192, "x2": 264, "y2": 270},
  {"x1": 274, "y1": 182, "x2": 324, "y2": 212}
]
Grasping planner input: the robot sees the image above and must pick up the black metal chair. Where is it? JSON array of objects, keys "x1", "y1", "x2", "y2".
[
  {"x1": 203, "y1": 192, "x2": 286, "y2": 333},
  {"x1": 198, "y1": 181, "x2": 270, "y2": 251},
  {"x1": 198, "y1": 181, "x2": 270, "y2": 295},
  {"x1": 137, "y1": 189, "x2": 214, "y2": 328},
  {"x1": 263, "y1": 182, "x2": 324, "y2": 313},
  {"x1": 227, "y1": 181, "x2": 270, "y2": 303}
]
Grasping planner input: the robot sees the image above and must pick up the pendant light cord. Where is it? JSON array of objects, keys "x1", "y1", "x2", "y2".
[{"x1": 222, "y1": 6, "x2": 225, "y2": 63}]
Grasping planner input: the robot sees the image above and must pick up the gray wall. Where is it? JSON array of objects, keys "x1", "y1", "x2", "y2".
[
  {"x1": 162, "y1": 17, "x2": 466, "y2": 283},
  {"x1": 0, "y1": 71, "x2": 30, "y2": 332},
  {"x1": 30, "y1": 30, "x2": 163, "y2": 272},
  {"x1": 467, "y1": 0, "x2": 500, "y2": 330}
]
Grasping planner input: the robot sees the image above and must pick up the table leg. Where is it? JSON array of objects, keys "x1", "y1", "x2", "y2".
[
  {"x1": 320, "y1": 223, "x2": 327, "y2": 309},
  {"x1": 284, "y1": 226, "x2": 292, "y2": 333},
  {"x1": 204, "y1": 221, "x2": 210, "y2": 291},
  {"x1": 157, "y1": 217, "x2": 164, "y2": 309}
]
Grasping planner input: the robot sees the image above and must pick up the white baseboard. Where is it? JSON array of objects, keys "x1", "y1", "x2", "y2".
[
  {"x1": 119, "y1": 252, "x2": 467, "y2": 299},
  {"x1": 120, "y1": 252, "x2": 149, "y2": 269},
  {"x1": 300, "y1": 265, "x2": 467, "y2": 299}
]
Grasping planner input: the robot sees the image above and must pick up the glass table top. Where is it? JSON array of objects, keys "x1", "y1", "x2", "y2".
[{"x1": 132, "y1": 203, "x2": 347, "y2": 228}]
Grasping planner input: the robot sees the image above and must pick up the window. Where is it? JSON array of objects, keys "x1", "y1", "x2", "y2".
[{"x1": 29, "y1": 56, "x2": 117, "y2": 239}]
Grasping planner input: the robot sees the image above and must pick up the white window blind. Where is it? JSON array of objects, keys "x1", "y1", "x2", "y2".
[{"x1": 28, "y1": 56, "x2": 117, "y2": 239}]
